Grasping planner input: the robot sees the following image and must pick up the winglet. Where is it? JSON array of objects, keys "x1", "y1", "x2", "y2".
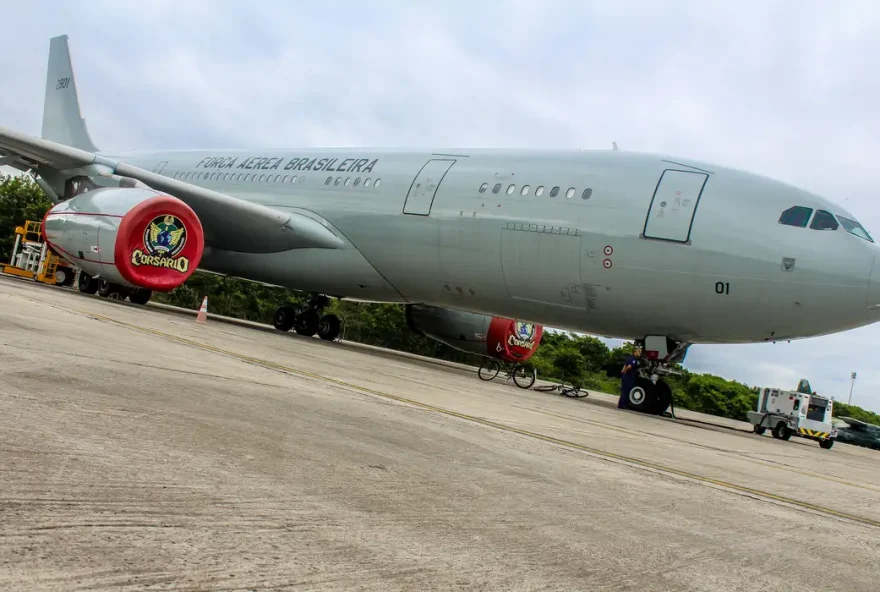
[
  {"x1": 612, "y1": 141, "x2": 619, "y2": 152},
  {"x1": 41, "y1": 35, "x2": 99, "y2": 153}
]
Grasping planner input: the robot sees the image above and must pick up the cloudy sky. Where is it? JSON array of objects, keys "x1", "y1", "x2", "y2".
[{"x1": 2, "y1": 1, "x2": 879, "y2": 411}]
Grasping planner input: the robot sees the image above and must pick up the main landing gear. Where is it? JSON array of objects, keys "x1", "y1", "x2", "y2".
[
  {"x1": 76, "y1": 270, "x2": 153, "y2": 305},
  {"x1": 273, "y1": 294, "x2": 342, "y2": 342},
  {"x1": 620, "y1": 337, "x2": 691, "y2": 416}
]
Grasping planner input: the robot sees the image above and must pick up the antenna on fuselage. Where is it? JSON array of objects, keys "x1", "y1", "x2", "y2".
[{"x1": 612, "y1": 142, "x2": 619, "y2": 151}]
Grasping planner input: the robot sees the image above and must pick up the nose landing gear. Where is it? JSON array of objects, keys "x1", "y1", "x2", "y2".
[
  {"x1": 624, "y1": 337, "x2": 690, "y2": 416},
  {"x1": 273, "y1": 294, "x2": 342, "y2": 341}
]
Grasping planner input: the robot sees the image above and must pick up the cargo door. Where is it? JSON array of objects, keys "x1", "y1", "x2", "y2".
[
  {"x1": 500, "y1": 224, "x2": 584, "y2": 309},
  {"x1": 403, "y1": 159, "x2": 456, "y2": 215},
  {"x1": 642, "y1": 169, "x2": 709, "y2": 243}
]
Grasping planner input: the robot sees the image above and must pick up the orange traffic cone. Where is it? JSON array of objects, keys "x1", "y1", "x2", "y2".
[{"x1": 196, "y1": 296, "x2": 208, "y2": 324}]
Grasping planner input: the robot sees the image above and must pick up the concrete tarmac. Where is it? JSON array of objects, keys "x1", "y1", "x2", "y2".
[{"x1": 1, "y1": 275, "x2": 878, "y2": 591}]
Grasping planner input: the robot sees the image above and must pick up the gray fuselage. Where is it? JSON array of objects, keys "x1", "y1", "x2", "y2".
[{"x1": 107, "y1": 147, "x2": 880, "y2": 345}]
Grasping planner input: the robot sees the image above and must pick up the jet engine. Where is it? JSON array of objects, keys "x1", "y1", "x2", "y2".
[
  {"x1": 42, "y1": 186, "x2": 204, "y2": 292},
  {"x1": 405, "y1": 304, "x2": 543, "y2": 364}
]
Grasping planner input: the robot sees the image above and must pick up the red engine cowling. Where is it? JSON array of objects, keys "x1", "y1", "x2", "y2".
[
  {"x1": 405, "y1": 304, "x2": 544, "y2": 363},
  {"x1": 486, "y1": 317, "x2": 544, "y2": 363},
  {"x1": 43, "y1": 186, "x2": 204, "y2": 292}
]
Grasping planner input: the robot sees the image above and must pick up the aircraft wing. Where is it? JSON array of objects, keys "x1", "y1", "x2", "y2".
[{"x1": 0, "y1": 125, "x2": 343, "y2": 253}]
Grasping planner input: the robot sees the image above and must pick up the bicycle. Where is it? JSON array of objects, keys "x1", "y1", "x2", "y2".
[
  {"x1": 477, "y1": 358, "x2": 536, "y2": 389},
  {"x1": 533, "y1": 376, "x2": 588, "y2": 398}
]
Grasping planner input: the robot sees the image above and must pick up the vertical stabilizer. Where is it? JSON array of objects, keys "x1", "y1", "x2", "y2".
[{"x1": 41, "y1": 35, "x2": 99, "y2": 152}]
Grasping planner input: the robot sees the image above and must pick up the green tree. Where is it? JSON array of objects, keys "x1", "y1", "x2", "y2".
[{"x1": 0, "y1": 173, "x2": 53, "y2": 262}]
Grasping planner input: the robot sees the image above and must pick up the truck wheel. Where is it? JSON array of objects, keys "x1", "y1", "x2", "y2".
[
  {"x1": 819, "y1": 438, "x2": 834, "y2": 450},
  {"x1": 772, "y1": 422, "x2": 791, "y2": 441}
]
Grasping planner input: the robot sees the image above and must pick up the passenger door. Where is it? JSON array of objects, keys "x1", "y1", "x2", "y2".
[
  {"x1": 402, "y1": 159, "x2": 456, "y2": 215},
  {"x1": 642, "y1": 169, "x2": 709, "y2": 243}
]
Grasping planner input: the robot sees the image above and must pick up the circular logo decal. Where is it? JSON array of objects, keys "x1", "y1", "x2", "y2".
[{"x1": 130, "y1": 214, "x2": 191, "y2": 273}]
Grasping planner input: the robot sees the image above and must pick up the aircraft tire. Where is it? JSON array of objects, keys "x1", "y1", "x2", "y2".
[
  {"x1": 317, "y1": 314, "x2": 341, "y2": 341},
  {"x1": 293, "y1": 311, "x2": 320, "y2": 337},
  {"x1": 77, "y1": 271, "x2": 99, "y2": 294},
  {"x1": 273, "y1": 305, "x2": 296, "y2": 332},
  {"x1": 128, "y1": 288, "x2": 152, "y2": 305},
  {"x1": 626, "y1": 377, "x2": 656, "y2": 413},
  {"x1": 650, "y1": 379, "x2": 672, "y2": 415},
  {"x1": 98, "y1": 281, "x2": 126, "y2": 299}
]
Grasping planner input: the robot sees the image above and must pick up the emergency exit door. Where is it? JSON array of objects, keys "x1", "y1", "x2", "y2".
[
  {"x1": 403, "y1": 159, "x2": 456, "y2": 215},
  {"x1": 642, "y1": 169, "x2": 709, "y2": 243}
]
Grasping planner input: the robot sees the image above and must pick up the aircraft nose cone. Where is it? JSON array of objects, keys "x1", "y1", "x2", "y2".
[{"x1": 870, "y1": 257, "x2": 880, "y2": 310}]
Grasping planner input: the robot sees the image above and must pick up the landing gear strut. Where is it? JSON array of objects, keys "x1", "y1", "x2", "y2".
[
  {"x1": 623, "y1": 337, "x2": 690, "y2": 416},
  {"x1": 273, "y1": 294, "x2": 342, "y2": 341}
]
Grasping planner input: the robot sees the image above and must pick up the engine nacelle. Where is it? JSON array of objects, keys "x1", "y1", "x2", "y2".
[
  {"x1": 43, "y1": 187, "x2": 204, "y2": 292},
  {"x1": 405, "y1": 304, "x2": 543, "y2": 363}
]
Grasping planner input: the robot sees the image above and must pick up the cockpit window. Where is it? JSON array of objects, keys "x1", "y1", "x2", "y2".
[
  {"x1": 779, "y1": 206, "x2": 813, "y2": 228},
  {"x1": 836, "y1": 215, "x2": 875, "y2": 242},
  {"x1": 810, "y1": 210, "x2": 839, "y2": 231}
]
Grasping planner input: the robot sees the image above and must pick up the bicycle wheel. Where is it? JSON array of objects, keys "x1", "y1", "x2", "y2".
[
  {"x1": 562, "y1": 385, "x2": 588, "y2": 398},
  {"x1": 534, "y1": 384, "x2": 560, "y2": 392},
  {"x1": 512, "y1": 365, "x2": 536, "y2": 389},
  {"x1": 478, "y1": 359, "x2": 501, "y2": 381}
]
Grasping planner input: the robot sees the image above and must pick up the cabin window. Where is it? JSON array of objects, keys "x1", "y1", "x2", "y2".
[
  {"x1": 354, "y1": 177, "x2": 361, "y2": 186},
  {"x1": 778, "y1": 205, "x2": 813, "y2": 228},
  {"x1": 520, "y1": 185, "x2": 530, "y2": 196},
  {"x1": 479, "y1": 182, "x2": 488, "y2": 193},
  {"x1": 325, "y1": 176, "x2": 332, "y2": 185},
  {"x1": 274, "y1": 175, "x2": 280, "y2": 183},
  {"x1": 566, "y1": 187, "x2": 576, "y2": 199},
  {"x1": 375, "y1": 179, "x2": 382, "y2": 187},
  {"x1": 836, "y1": 215, "x2": 874, "y2": 242},
  {"x1": 345, "y1": 177, "x2": 352, "y2": 186},
  {"x1": 810, "y1": 210, "x2": 839, "y2": 231},
  {"x1": 365, "y1": 178, "x2": 372, "y2": 187},
  {"x1": 550, "y1": 186, "x2": 560, "y2": 197},
  {"x1": 335, "y1": 177, "x2": 342, "y2": 185},
  {"x1": 582, "y1": 188, "x2": 593, "y2": 200},
  {"x1": 506, "y1": 184, "x2": 516, "y2": 195},
  {"x1": 282, "y1": 176, "x2": 289, "y2": 183},
  {"x1": 492, "y1": 183, "x2": 502, "y2": 194},
  {"x1": 536, "y1": 186, "x2": 545, "y2": 196}
]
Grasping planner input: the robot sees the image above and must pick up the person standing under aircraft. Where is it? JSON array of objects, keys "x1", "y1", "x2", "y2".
[{"x1": 618, "y1": 346, "x2": 642, "y2": 409}]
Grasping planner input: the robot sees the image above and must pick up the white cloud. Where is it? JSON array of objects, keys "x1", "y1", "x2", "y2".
[{"x1": 2, "y1": 0, "x2": 879, "y2": 411}]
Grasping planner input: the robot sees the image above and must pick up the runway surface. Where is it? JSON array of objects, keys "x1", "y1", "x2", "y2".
[{"x1": 1, "y1": 275, "x2": 878, "y2": 591}]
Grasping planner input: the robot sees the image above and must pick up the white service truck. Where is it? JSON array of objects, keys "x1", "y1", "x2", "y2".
[{"x1": 747, "y1": 387, "x2": 837, "y2": 449}]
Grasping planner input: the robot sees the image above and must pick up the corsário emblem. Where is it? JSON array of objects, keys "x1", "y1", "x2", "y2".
[
  {"x1": 509, "y1": 321, "x2": 537, "y2": 349},
  {"x1": 130, "y1": 214, "x2": 190, "y2": 273}
]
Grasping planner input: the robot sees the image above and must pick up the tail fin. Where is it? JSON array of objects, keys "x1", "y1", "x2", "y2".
[{"x1": 41, "y1": 35, "x2": 99, "y2": 152}]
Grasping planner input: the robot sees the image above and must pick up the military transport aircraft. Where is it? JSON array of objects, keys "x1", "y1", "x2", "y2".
[{"x1": 1, "y1": 35, "x2": 879, "y2": 415}]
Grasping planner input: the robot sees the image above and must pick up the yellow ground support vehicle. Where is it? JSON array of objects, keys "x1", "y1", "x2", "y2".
[{"x1": 3, "y1": 220, "x2": 75, "y2": 286}]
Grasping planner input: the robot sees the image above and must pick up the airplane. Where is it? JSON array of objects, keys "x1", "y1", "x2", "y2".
[{"x1": 1, "y1": 35, "x2": 879, "y2": 416}]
